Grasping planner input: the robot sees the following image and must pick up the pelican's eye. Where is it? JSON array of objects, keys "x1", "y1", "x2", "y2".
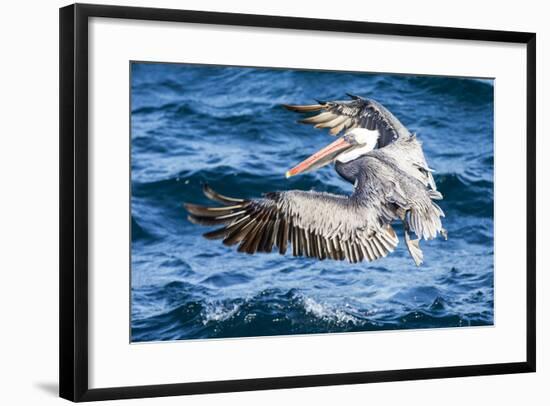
[{"x1": 343, "y1": 133, "x2": 356, "y2": 144}]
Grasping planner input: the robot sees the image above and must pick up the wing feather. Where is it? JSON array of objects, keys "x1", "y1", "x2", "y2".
[
  {"x1": 284, "y1": 94, "x2": 409, "y2": 146},
  {"x1": 184, "y1": 185, "x2": 400, "y2": 263},
  {"x1": 278, "y1": 217, "x2": 289, "y2": 255}
]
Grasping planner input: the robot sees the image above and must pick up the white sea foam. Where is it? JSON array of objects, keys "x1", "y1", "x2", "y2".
[
  {"x1": 301, "y1": 296, "x2": 358, "y2": 325},
  {"x1": 201, "y1": 302, "x2": 241, "y2": 325}
]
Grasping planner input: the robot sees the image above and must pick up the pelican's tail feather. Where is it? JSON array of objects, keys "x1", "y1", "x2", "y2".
[{"x1": 408, "y1": 201, "x2": 446, "y2": 241}]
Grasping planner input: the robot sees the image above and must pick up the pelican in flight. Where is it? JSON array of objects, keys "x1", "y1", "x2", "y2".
[{"x1": 184, "y1": 94, "x2": 446, "y2": 266}]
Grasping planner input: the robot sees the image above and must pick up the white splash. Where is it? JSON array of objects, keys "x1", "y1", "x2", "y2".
[
  {"x1": 201, "y1": 302, "x2": 241, "y2": 325},
  {"x1": 301, "y1": 296, "x2": 357, "y2": 325}
]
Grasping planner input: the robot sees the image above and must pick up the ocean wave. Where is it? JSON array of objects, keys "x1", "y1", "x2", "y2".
[
  {"x1": 435, "y1": 172, "x2": 493, "y2": 217},
  {"x1": 402, "y1": 76, "x2": 494, "y2": 105},
  {"x1": 131, "y1": 286, "x2": 492, "y2": 342},
  {"x1": 131, "y1": 217, "x2": 154, "y2": 241},
  {"x1": 132, "y1": 97, "x2": 289, "y2": 125}
]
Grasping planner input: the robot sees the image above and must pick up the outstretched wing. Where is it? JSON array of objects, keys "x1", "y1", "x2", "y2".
[
  {"x1": 185, "y1": 185, "x2": 399, "y2": 263},
  {"x1": 283, "y1": 94, "x2": 410, "y2": 147}
]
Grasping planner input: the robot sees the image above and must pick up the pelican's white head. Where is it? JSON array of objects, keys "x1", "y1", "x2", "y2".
[
  {"x1": 336, "y1": 128, "x2": 380, "y2": 163},
  {"x1": 285, "y1": 127, "x2": 380, "y2": 178}
]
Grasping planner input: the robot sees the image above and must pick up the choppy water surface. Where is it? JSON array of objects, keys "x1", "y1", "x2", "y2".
[{"x1": 130, "y1": 62, "x2": 494, "y2": 342}]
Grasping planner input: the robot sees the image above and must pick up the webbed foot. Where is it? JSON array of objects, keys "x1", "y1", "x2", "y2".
[{"x1": 405, "y1": 229, "x2": 424, "y2": 266}]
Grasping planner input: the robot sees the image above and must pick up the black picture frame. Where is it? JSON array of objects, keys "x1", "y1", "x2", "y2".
[{"x1": 59, "y1": 3, "x2": 536, "y2": 402}]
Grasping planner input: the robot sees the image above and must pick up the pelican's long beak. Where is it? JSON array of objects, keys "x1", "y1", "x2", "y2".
[{"x1": 286, "y1": 137, "x2": 353, "y2": 178}]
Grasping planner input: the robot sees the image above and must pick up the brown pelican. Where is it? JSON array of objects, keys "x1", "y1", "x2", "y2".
[{"x1": 184, "y1": 94, "x2": 446, "y2": 266}]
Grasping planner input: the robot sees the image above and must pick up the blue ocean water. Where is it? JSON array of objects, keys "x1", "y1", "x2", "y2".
[{"x1": 130, "y1": 62, "x2": 494, "y2": 342}]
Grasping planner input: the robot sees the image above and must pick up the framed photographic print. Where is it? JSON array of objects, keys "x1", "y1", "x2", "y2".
[{"x1": 59, "y1": 3, "x2": 536, "y2": 402}]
